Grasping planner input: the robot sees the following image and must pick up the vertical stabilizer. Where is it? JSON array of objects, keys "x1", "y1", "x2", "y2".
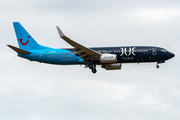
[{"x1": 13, "y1": 22, "x2": 43, "y2": 50}]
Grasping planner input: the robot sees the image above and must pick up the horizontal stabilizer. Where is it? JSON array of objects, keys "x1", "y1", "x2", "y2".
[{"x1": 7, "y1": 45, "x2": 30, "y2": 54}]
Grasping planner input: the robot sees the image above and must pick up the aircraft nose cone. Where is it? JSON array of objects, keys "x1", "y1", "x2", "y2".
[{"x1": 168, "y1": 52, "x2": 175, "y2": 59}]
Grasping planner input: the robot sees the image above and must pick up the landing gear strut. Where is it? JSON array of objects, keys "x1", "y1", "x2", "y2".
[{"x1": 156, "y1": 61, "x2": 165, "y2": 69}]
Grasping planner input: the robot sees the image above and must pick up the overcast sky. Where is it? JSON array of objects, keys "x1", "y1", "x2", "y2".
[{"x1": 0, "y1": 0, "x2": 180, "y2": 120}]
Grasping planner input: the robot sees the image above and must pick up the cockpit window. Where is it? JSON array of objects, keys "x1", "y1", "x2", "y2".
[{"x1": 161, "y1": 49, "x2": 167, "y2": 52}]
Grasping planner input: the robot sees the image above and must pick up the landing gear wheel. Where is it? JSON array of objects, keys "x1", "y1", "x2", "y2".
[
  {"x1": 89, "y1": 64, "x2": 93, "y2": 69},
  {"x1": 156, "y1": 64, "x2": 159, "y2": 69},
  {"x1": 92, "y1": 68, "x2": 97, "y2": 74}
]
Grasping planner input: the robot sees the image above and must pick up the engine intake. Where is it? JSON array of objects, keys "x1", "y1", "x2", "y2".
[{"x1": 100, "y1": 54, "x2": 117, "y2": 63}]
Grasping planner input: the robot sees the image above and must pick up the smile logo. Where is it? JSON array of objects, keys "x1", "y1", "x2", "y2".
[{"x1": 19, "y1": 36, "x2": 30, "y2": 45}]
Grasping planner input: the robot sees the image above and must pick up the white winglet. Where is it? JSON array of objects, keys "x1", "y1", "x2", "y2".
[{"x1": 56, "y1": 26, "x2": 66, "y2": 38}]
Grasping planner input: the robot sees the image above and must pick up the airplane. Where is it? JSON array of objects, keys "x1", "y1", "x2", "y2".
[{"x1": 7, "y1": 22, "x2": 175, "y2": 74}]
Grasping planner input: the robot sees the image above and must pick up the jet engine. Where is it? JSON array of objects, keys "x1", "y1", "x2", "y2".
[
  {"x1": 102, "y1": 63, "x2": 122, "y2": 70},
  {"x1": 100, "y1": 54, "x2": 117, "y2": 63}
]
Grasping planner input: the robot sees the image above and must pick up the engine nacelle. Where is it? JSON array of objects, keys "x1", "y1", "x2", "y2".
[
  {"x1": 102, "y1": 63, "x2": 122, "y2": 70},
  {"x1": 100, "y1": 54, "x2": 117, "y2": 63}
]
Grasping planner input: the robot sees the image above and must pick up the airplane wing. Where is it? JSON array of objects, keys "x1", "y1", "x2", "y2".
[{"x1": 56, "y1": 26, "x2": 101, "y2": 61}]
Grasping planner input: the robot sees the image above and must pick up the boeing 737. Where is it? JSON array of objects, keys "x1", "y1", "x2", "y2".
[{"x1": 8, "y1": 22, "x2": 175, "y2": 73}]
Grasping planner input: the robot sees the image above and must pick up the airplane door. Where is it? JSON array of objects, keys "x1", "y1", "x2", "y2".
[
  {"x1": 152, "y1": 48, "x2": 157, "y2": 55},
  {"x1": 39, "y1": 51, "x2": 43, "y2": 59}
]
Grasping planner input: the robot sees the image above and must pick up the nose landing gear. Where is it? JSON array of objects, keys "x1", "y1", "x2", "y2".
[
  {"x1": 156, "y1": 64, "x2": 159, "y2": 68},
  {"x1": 156, "y1": 61, "x2": 165, "y2": 69}
]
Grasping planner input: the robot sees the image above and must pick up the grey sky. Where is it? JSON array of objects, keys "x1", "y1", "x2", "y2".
[{"x1": 0, "y1": 0, "x2": 180, "y2": 120}]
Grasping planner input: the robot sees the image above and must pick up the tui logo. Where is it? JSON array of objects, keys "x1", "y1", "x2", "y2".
[
  {"x1": 19, "y1": 36, "x2": 30, "y2": 45},
  {"x1": 120, "y1": 47, "x2": 136, "y2": 56}
]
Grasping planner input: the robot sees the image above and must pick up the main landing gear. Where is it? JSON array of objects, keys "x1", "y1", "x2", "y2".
[
  {"x1": 89, "y1": 64, "x2": 97, "y2": 74},
  {"x1": 92, "y1": 68, "x2": 97, "y2": 73}
]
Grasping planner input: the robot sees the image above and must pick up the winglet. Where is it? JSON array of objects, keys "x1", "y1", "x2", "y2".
[
  {"x1": 7, "y1": 45, "x2": 30, "y2": 54},
  {"x1": 56, "y1": 26, "x2": 66, "y2": 38}
]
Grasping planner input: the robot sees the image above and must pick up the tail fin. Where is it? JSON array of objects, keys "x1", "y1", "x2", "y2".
[{"x1": 13, "y1": 22, "x2": 43, "y2": 50}]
